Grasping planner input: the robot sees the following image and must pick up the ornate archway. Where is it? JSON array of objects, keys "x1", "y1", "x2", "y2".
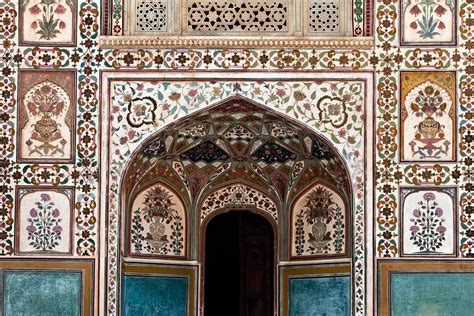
[{"x1": 119, "y1": 96, "x2": 353, "y2": 313}]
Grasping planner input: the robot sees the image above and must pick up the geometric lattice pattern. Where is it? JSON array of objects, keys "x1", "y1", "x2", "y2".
[
  {"x1": 136, "y1": 0, "x2": 167, "y2": 31},
  {"x1": 187, "y1": 0, "x2": 288, "y2": 32},
  {"x1": 308, "y1": 0, "x2": 340, "y2": 33}
]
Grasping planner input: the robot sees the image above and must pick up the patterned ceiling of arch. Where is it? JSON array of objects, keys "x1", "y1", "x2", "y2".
[{"x1": 123, "y1": 97, "x2": 351, "y2": 209}]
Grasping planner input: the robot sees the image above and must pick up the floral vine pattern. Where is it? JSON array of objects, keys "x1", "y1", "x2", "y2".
[
  {"x1": 130, "y1": 184, "x2": 186, "y2": 257},
  {"x1": 291, "y1": 184, "x2": 346, "y2": 257},
  {"x1": 112, "y1": 80, "x2": 365, "y2": 151}
]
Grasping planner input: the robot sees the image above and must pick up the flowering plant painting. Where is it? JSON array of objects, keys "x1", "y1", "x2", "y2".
[
  {"x1": 26, "y1": 193, "x2": 63, "y2": 251},
  {"x1": 408, "y1": 0, "x2": 448, "y2": 39},
  {"x1": 409, "y1": 192, "x2": 447, "y2": 253},
  {"x1": 26, "y1": 0, "x2": 73, "y2": 40}
]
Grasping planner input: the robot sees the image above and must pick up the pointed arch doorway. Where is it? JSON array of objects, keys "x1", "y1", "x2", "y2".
[
  {"x1": 203, "y1": 210, "x2": 275, "y2": 316},
  {"x1": 120, "y1": 95, "x2": 353, "y2": 315}
]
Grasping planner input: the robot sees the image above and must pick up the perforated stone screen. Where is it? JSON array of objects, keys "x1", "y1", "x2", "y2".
[{"x1": 127, "y1": 0, "x2": 347, "y2": 36}]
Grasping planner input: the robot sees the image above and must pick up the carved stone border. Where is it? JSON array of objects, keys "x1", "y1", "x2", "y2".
[{"x1": 99, "y1": 36, "x2": 375, "y2": 49}]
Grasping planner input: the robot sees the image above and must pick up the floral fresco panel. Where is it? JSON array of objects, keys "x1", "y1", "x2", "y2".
[
  {"x1": 400, "y1": 187, "x2": 457, "y2": 256},
  {"x1": 18, "y1": 70, "x2": 75, "y2": 162},
  {"x1": 400, "y1": 71, "x2": 456, "y2": 162},
  {"x1": 401, "y1": 0, "x2": 455, "y2": 45},
  {"x1": 290, "y1": 183, "x2": 348, "y2": 258},
  {"x1": 129, "y1": 183, "x2": 186, "y2": 258},
  {"x1": 15, "y1": 187, "x2": 73, "y2": 255},
  {"x1": 20, "y1": 0, "x2": 76, "y2": 46}
]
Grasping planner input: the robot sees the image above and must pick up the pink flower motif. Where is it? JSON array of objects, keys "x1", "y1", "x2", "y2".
[
  {"x1": 29, "y1": 4, "x2": 41, "y2": 15},
  {"x1": 436, "y1": 225, "x2": 447, "y2": 233},
  {"x1": 31, "y1": 21, "x2": 38, "y2": 30},
  {"x1": 434, "y1": 5, "x2": 447, "y2": 17},
  {"x1": 276, "y1": 89, "x2": 286, "y2": 97},
  {"x1": 52, "y1": 225, "x2": 63, "y2": 234},
  {"x1": 187, "y1": 89, "x2": 198, "y2": 97},
  {"x1": 52, "y1": 209, "x2": 60, "y2": 218},
  {"x1": 128, "y1": 130, "x2": 136, "y2": 140},
  {"x1": 303, "y1": 103, "x2": 312, "y2": 110},
  {"x1": 59, "y1": 21, "x2": 66, "y2": 29},
  {"x1": 410, "y1": 225, "x2": 420, "y2": 233},
  {"x1": 413, "y1": 209, "x2": 421, "y2": 218},
  {"x1": 423, "y1": 192, "x2": 436, "y2": 201},
  {"x1": 26, "y1": 225, "x2": 36, "y2": 233},
  {"x1": 410, "y1": 22, "x2": 418, "y2": 29},
  {"x1": 30, "y1": 208, "x2": 37, "y2": 217},
  {"x1": 435, "y1": 207, "x2": 443, "y2": 217},
  {"x1": 40, "y1": 193, "x2": 51, "y2": 202},
  {"x1": 162, "y1": 103, "x2": 170, "y2": 111},
  {"x1": 338, "y1": 128, "x2": 347, "y2": 139},
  {"x1": 409, "y1": 5, "x2": 421, "y2": 16},
  {"x1": 438, "y1": 21, "x2": 446, "y2": 30},
  {"x1": 54, "y1": 4, "x2": 67, "y2": 14}
]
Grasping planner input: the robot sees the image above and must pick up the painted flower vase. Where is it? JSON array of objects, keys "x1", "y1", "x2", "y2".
[
  {"x1": 35, "y1": 113, "x2": 59, "y2": 140},
  {"x1": 310, "y1": 217, "x2": 329, "y2": 252},
  {"x1": 418, "y1": 116, "x2": 440, "y2": 139},
  {"x1": 149, "y1": 219, "x2": 167, "y2": 251}
]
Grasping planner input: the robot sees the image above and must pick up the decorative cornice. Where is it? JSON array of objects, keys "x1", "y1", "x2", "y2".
[{"x1": 99, "y1": 36, "x2": 374, "y2": 49}]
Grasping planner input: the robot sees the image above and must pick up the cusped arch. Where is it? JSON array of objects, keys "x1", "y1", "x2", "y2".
[
  {"x1": 127, "y1": 182, "x2": 187, "y2": 258},
  {"x1": 120, "y1": 95, "x2": 352, "y2": 262},
  {"x1": 290, "y1": 180, "x2": 350, "y2": 259},
  {"x1": 200, "y1": 182, "x2": 279, "y2": 225}
]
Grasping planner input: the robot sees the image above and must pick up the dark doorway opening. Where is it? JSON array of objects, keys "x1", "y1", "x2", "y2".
[{"x1": 204, "y1": 211, "x2": 275, "y2": 316}]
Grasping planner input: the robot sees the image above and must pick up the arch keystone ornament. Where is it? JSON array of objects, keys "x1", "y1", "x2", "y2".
[{"x1": 101, "y1": 71, "x2": 373, "y2": 315}]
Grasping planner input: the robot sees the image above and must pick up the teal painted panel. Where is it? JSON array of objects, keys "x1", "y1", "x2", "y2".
[
  {"x1": 289, "y1": 275, "x2": 350, "y2": 316},
  {"x1": 122, "y1": 275, "x2": 188, "y2": 316},
  {"x1": 391, "y1": 273, "x2": 474, "y2": 316},
  {"x1": 3, "y1": 271, "x2": 81, "y2": 316}
]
